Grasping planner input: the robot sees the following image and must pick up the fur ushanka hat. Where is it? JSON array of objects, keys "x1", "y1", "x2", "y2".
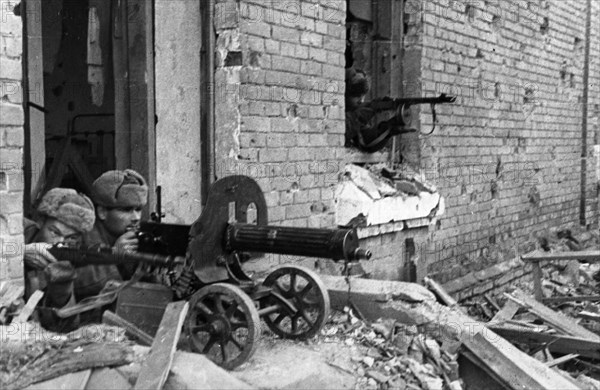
[
  {"x1": 92, "y1": 169, "x2": 148, "y2": 208},
  {"x1": 37, "y1": 188, "x2": 95, "y2": 232}
]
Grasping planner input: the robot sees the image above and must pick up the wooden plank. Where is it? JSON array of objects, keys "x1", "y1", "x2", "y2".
[
  {"x1": 15, "y1": 290, "x2": 44, "y2": 323},
  {"x1": 522, "y1": 250, "x2": 600, "y2": 262},
  {"x1": 423, "y1": 276, "x2": 458, "y2": 306},
  {"x1": 134, "y1": 301, "x2": 189, "y2": 390},
  {"x1": 491, "y1": 300, "x2": 520, "y2": 323},
  {"x1": 507, "y1": 289, "x2": 600, "y2": 340},
  {"x1": 461, "y1": 332, "x2": 556, "y2": 390},
  {"x1": 25, "y1": 369, "x2": 92, "y2": 390},
  {"x1": 488, "y1": 325, "x2": 600, "y2": 360},
  {"x1": 531, "y1": 262, "x2": 543, "y2": 301},
  {"x1": 542, "y1": 295, "x2": 600, "y2": 304},
  {"x1": 546, "y1": 354, "x2": 579, "y2": 368},
  {"x1": 102, "y1": 310, "x2": 154, "y2": 346}
]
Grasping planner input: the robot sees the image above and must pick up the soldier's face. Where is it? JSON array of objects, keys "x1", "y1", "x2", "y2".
[
  {"x1": 98, "y1": 205, "x2": 143, "y2": 236},
  {"x1": 37, "y1": 218, "x2": 81, "y2": 245}
]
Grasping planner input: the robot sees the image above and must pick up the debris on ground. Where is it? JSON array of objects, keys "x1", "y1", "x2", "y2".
[{"x1": 320, "y1": 307, "x2": 462, "y2": 390}]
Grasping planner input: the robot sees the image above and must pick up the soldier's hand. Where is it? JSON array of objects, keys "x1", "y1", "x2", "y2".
[
  {"x1": 44, "y1": 261, "x2": 76, "y2": 307},
  {"x1": 114, "y1": 230, "x2": 139, "y2": 253},
  {"x1": 24, "y1": 243, "x2": 58, "y2": 270}
]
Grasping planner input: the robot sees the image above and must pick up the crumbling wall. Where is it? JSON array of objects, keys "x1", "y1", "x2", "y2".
[
  {"x1": 0, "y1": 2, "x2": 25, "y2": 286},
  {"x1": 214, "y1": 1, "x2": 346, "y2": 226},
  {"x1": 212, "y1": 0, "x2": 348, "y2": 270},
  {"x1": 412, "y1": 0, "x2": 600, "y2": 297}
]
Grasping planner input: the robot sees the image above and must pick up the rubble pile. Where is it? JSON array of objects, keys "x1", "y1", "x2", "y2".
[{"x1": 320, "y1": 308, "x2": 462, "y2": 390}]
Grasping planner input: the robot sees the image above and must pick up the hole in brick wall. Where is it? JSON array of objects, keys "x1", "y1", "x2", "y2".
[
  {"x1": 457, "y1": 65, "x2": 461, "y2": 73},
  {"x1": 287, "y1": 104, "x2": 298, "y2": 118},
  {"x1": 0, "y1": 172, "x2": 6, "y2": 191},
  {"x1": 494, "y1": 82, "x2": 501, "y2": 99},
  {"x1": 436, "y1": 220, "x2": 441, "y2": 230},
  {"x1": 540, "y1": 17, "x2": 549, "y2": 34},
  {"x1": 470, "y1": 192, "x2": 477, "y2": 203},
  {"x1": 574, "y1": 37, "x2": 583, "y2": 50},
  {"x1": 569, "y1": 73, "x2": 576, "y2": 88},
  {"x1": 490, "y1": 180, "x2": 498, "y2": 199},
  {"x1": 460, "y1": 183, "x2": 467, "y2": 195},
  {"x1": 475, "y1": 49, "x2": 484, "y2": 59},
  {"x1": 523, "y1": 87, "x2": 535, "y2": 103},
  {"x1": 465, "y1": 4, "x2": 476, "y2": 22},
  {"x1": 226, "y1": 51, "x2": 244, "y2": 67},
  {"x1": 528, "y1": 186, "x2": 541, "y2": 207},
  {"x1": 489, "y1": 235, "x2": 496, "y2": 245},
  {"x1": 560, "y1": 68, "x2": 567, "y2": 80}
]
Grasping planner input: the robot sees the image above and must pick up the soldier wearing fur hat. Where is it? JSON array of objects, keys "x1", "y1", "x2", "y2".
[
  {"x1": 23, "y1": 188, "x2": 96, "y2": 331},
  {"x1": 76, "y1": 169, "x2": 149, "y2": 301}
]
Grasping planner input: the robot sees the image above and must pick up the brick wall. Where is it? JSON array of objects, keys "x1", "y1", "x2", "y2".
[
  {"x1": 214, "y1": 0, "x2": 347, "y2": 228},
  {"x1": 411, "y1": 0, "x2": 600, "y2": 294},
  {"x1": 0, "y1": 1, "x2": 25, "y2": 287}
]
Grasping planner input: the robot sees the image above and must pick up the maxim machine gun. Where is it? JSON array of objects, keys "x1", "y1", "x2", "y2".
[{"x1": 49, "y1": 175, "x2": 371, "y2": 369}]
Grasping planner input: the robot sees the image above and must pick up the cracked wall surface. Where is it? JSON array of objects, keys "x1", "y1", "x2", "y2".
[{"x1": 412, "y1": 0, "x2": 600, "y2": 295}]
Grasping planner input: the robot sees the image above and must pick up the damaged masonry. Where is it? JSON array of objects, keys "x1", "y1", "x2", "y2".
[{"x1": 1, "y1": 0, "x2": 600, "y2": 389}]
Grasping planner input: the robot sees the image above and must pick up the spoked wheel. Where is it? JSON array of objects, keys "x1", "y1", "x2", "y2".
[
  {"x1": 261, "y1": 265, "x2": 330, "y2": 340},
  {"x1": 186, "y1": 283, "x2": 260, "y2": 370}
]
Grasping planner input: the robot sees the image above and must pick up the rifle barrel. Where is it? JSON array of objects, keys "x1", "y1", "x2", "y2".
[{"x1": 49, "y1": 245, "x2": 184, "y2": 267}]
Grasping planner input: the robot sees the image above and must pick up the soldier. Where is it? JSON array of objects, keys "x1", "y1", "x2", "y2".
[
  {"x1": 345, "y1": 67, "x2": 411, "y2": 153},
  {"x1": 76, "y1": 169, "x2": 148, "y2": 301},
  {"x1": 23, "y1": 188, "x2": 96, "y2": 331}
]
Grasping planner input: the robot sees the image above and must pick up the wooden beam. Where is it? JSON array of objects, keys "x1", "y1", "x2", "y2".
[
  {"x1": 546, "y1": 354, "x2": 579, "y2": 368},
  {"x1": 506, "y1": 289, "x2": 600, "y2": 340},
  {"x1": 134, "y1": 301, "x2": 189, "y2": 390},
  {"x1": 542, "y1": 295, "x2": 600, "y2": 304},
  {"x1": 522, "y1": 250, "x2": 600, "y2": 262},
  {"x1": 15, "y1": 290, "x2": 44, "y2": 323},
  {"x1": 491, "y1": 300, "x2": 520, "y2": 323},
  {"x1": 424, "y1": 276, "x2": 458, "y2": 307},
  {"x1": 461, "y1": 332, "x2": 552, "y2": 390},
  {"x1": 488, "y1": 325, "x2": 600, "y2": 360},
  {"x1": 102, "y1": 310, "x2": 153, "y2": 346}
]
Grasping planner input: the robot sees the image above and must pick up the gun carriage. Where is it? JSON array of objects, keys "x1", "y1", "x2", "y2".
[{"x1": 50, "y1": 175, "x2": 371, "y2": 369}]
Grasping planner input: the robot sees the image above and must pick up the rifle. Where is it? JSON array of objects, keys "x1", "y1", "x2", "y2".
[
  {"x1": 48, "y1": 243, "x2": 185, "y2": 268},
  {"x1": 368, "y1": 93, "x2": 456, "y2": 135},
  {"x1": 46, "y1": 244, "x2": 185, "y2": 318}
]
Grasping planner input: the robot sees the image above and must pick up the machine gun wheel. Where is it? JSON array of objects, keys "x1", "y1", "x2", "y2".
[
  {"x1": 186, "y1": 283, "x2": 261, "y2": 370},
  {"x1": 260, "y1": 265, "x2": 330, "y2": 340}
]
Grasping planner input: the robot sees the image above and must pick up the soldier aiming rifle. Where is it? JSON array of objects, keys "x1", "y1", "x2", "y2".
[{"x1": 345, "y1": 68, "x2": 456, "y2": 153}]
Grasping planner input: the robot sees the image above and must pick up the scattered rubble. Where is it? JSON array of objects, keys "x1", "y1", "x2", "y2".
[{"x1": 320, "y1": 308, "x2": 462, "y2": 390}]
